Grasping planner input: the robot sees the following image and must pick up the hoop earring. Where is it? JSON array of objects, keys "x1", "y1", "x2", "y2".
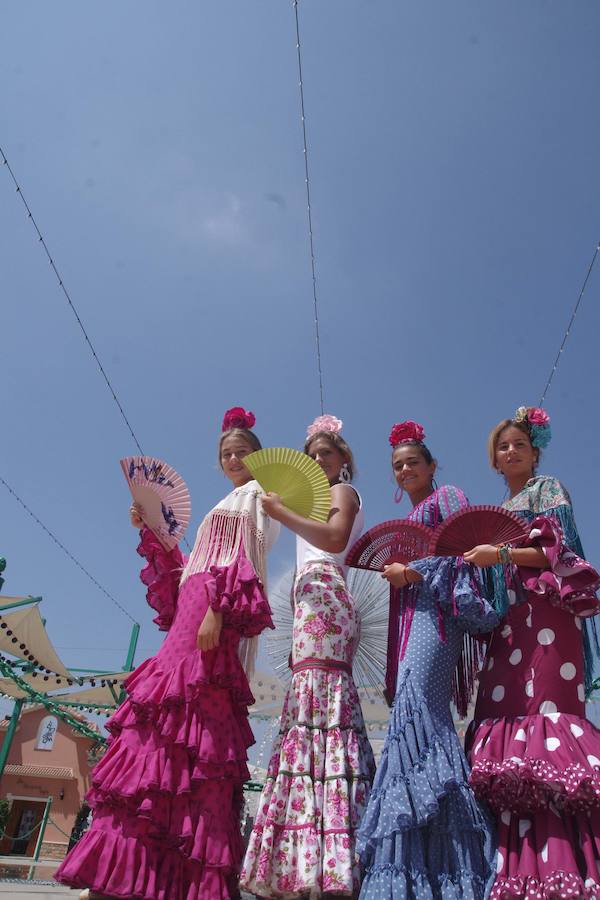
[
  {"x1": 339, "y1": 463, "x2": 352, "y2": 484},
  {"x1": 432, "y1": 477, "x2": 438, "y2": 491},
  {"x1": 394, "y1": 485, "x2": 404, "y2": 504}
]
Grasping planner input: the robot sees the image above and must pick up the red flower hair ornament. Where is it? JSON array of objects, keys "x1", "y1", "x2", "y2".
[
  {"x1": 221, "y1": 406, "x2": 256, "y2": 432},
  {"x1": 389, "y1": 421, "x2": 426, "y2": 448}
]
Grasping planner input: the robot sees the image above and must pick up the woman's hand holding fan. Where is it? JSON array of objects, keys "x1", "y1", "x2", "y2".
[
  {"x1": 463, "y1": 544, "x2": 502, "y2": 567},
  {"x1": 427, "y1": 506, "x2": 528, "y2": 558},
  {"x1": 242, "y1": 448, "x2": 331, "y2": 523},
  {"x1": 261, "y1": 492, "x2": 286, "y2": 522},
  {"x1": 381, "y1": 562, "x2": 423, "y2": 589},
  {"x1": 130, "y1": 503, "x2": 145, "y2": 529},
  {"x1": 120, "y1": 456, "x2": 191, "y2": 550}
]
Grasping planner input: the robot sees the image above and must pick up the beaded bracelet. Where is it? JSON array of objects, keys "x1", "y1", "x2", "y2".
[{"x1": 497, "y1": 544, "x2": 512, "y2": 565}]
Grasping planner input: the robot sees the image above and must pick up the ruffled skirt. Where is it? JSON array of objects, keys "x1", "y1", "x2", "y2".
[
  {"x1": 357, "y1": 671, "x2": 496, "y2": 900},
  {"x1": 469, "y1": 713, "x2": 600, "y2": 898},
  {"x1": 55, "y1": 564, "x2": 272, "y2": 900},
  {"x1": 240, "y1": 564, "x2": 375, "y2": 897}
]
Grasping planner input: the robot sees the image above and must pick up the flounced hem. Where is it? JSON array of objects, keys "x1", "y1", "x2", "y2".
[
  {"x1": 84, "y1": 800, "x2": 242, "y2": 867},
  {"x1": 207, "y1": 555, "x2": 274, "y2": 637},
  {"x1": 55, "y1": 822, "x2": 239, "y2": 900},
  {"x1": 359, "y1": 669, "x2": 472, "y2": 840},
  {"x1": 469, "y1": 715, "x2": 600, "y2": 813},
  {"x1": 278, "y1": 666, "x2": 372, "y2": 734},
  {"x1": 491, "y1": 872, "x2": 600, "y2": 899},
  {"x1": 89, "y1": 737, "x2": 250, "y2": 809},
  {"x1": 137, "y1": 527, "x2": 185, "y2": 632},
  {"x1": 518, "y1": 515, "x2": 600, "y2": 618},
  {"x1": 252, "y1": 771, "x2": 370, "y2": 833},
  {"x1": 241, "y1": 824, "x2": 359, "y2": 898},
  {"x1": 358, "y1": 865, "x2": 491, "y2": 900},
  {"x1": 356, "y1": 782, "x2": 495, "y2": 889},
  {"x1": 114, "y1": 638, "x2": 255, "y2": 728},
  {"x1": 265, "y1": 722, "x2": 376, "y2": 784}
]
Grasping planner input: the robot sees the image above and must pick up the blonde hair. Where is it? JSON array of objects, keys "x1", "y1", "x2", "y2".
[
  {"x1": 304, "y1": 431, "x2": 356, "y2": 480},
  {"x1": 487, "y1": 418, "x2": 538, "y2": 469},
  {"x1": 218, "y1": 428, "x2": 262, "y2": 468}
]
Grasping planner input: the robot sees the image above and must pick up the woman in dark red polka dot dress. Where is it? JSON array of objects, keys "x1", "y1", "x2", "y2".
[
  {"x1": 464, "y1": 407, "x2": 600, "y2": 898},
  {"x1": 56, "y1": 408, "x2": 278, "y2": 900}
]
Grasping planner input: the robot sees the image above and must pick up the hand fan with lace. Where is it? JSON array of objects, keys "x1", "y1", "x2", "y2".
[
  {"x1": 345, "y1": 519, "x2": 432, "y2": 571},
  {"x1": 120, "y1": 456, "x2": 191, "y2": 550},
  {"x1": 242, "y1": 447, "x2": 331, "y2": 523},
  {"x1": 428, "y1": 505, "x2": 528, "y2": 557}
]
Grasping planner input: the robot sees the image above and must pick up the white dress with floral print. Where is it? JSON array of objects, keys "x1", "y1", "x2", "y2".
[{"x1": 241, "y1": 560, "x2": 376, "y2": 898}]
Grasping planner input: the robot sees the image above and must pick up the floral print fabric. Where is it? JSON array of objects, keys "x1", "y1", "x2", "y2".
[{"x1": 241, "y1": 562, "x2": 375, "y2": 897}]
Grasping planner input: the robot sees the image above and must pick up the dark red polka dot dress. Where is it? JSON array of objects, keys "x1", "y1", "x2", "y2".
[{"x1": 468, "y1": 476, "x2": 600, "y2": 898}]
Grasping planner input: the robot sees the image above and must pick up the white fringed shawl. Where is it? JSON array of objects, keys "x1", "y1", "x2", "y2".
[{"x1": 180, "y1": 479, "x2": 279, "y2": 677}]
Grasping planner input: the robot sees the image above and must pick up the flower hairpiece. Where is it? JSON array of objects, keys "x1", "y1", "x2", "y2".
[
  {"x1": 389, "y1": 421, "x2": 425, "y2": 447},
  {"x1": 222, "y1": 406, "x2": 256, "y2": 432},
  {"x1": 514, "y1": 406, "x2": 551, "y2": 449},
  {"x1": 306, "y1": 414, "x2": 343, "y2": 439}
]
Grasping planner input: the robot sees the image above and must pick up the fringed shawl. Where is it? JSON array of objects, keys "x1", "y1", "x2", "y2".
[{"x1": 181, "y1": 479, "x2": 279, "y2": 677}]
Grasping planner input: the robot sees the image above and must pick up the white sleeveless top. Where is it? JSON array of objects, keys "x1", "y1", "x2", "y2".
[{"x1": 296, "y1": 484, "x2": 364, "y2": 575}]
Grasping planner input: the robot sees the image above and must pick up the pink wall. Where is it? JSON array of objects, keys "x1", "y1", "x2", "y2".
[{"x1": 1, "y1": 706, "x2": 97, "y2": 847}]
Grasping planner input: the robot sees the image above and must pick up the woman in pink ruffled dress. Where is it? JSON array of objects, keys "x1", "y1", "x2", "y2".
[
  {"x1": 56, "y1": 407, "x2": 279, "y2": 900},
  {"x1": 464, "y1": 407, "x2": 600, "y2": 898},
  {"x1": 240, "y1": 415, "x2": 375, "y2": 899}
]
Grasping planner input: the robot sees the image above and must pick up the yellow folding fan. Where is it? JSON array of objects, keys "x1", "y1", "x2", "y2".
[{"x1": 243, "y1": 447, "x2": 331, "y2": 523}]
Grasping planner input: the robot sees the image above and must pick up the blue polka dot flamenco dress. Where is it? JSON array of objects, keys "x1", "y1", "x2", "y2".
[{"x1": 356, "y1": 485, "x2": 498, "y2": 900}]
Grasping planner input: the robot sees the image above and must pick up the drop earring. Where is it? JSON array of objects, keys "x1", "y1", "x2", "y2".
[{"x1": 339, "y1": 463, "x2": 352, "y2": 484}]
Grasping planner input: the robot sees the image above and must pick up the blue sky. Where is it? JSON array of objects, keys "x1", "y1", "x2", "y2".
[{"x1": 1, "y1": 1, "x2": 600, "y2": 724}]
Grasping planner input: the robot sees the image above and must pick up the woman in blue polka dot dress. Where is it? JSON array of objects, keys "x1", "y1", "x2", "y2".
[{"x1": 356, "y1": 421, "x2": 498, "y2": 900}]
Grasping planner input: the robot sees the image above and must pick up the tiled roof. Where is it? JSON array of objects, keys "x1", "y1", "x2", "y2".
[{"x1": 3, "y1": 763, "x2": 75, "y2": 779}]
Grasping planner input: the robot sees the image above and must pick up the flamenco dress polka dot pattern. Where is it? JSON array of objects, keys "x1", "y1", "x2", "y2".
[
  {"x1": 469, "y1": 476, "x2": 600, "y2": 899},
  {"x1": 56, "y1": 484, "x2": 276, "y2": 900},
  {"x1": 357, "y1": 485, "x2": 498, "y2": 900}
]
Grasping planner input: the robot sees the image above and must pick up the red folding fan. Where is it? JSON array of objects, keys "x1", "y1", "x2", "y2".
[
  {"x1": 428, "y1": 505, "x2": 528, "y2": 557},
  {"x1": 345, "y1": 520, "x2": 432, "y2": 572},
  {"x1": 120, "y1": 456, "x2": 191, "y2": 550}
]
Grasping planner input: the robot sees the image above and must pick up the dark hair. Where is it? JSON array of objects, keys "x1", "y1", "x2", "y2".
[
  {"x1": 392, "y1": 440, "x2": 435, "y2": 466},
  {"x1": 304, "y1": 431, "x2": 356, "y2": 480},
  {"x1": 218, "y1": 428, "x2": 262, "y2": 468},
  {"x1": 487, "y1": 418, "x2": 539, "y2": 470}
]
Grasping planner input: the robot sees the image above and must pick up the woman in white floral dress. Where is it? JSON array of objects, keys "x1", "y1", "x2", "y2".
[{"x1": 241, "y1": 415, "x2": 375, "y2": 898}]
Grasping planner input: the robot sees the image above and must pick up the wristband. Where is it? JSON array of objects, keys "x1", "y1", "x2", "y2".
[{"x1": 498, "y1": 544, "x2": 511, "y2": 565}]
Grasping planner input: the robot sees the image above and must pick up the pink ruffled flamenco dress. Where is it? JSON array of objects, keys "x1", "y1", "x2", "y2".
[
  {"x1": 468, "y1": 476, "x2": 600, "y2": 898},
  {"x1": 55, "y1": 480, "x2": 278, "y2": 900}
]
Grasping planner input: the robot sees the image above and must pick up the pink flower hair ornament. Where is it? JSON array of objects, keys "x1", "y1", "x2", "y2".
[
  {"x1": 306, "y1": 414, "x2": 343, "y2": 439},
  {"x1": 513, "y1": 406, "x2": 552, "y2": 449},
  {"x1": 389, "y1": 420, "x2": 426, "y2": 448},
  {"x1": 221, "y1": 406, "x2": 256, "y2": 432}
]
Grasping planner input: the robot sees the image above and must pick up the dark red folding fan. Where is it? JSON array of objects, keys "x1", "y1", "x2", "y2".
[
  {"x1": 345, "y1": 520, "x2": 432, "y2": 571},
  {"x1": 428, "y1": 505, "x2": 528, "y2": 557}
]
